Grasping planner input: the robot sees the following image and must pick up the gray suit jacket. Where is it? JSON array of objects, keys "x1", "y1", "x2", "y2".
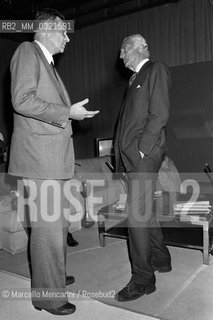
[{"x1": 9, "y1": 41, "x2": 74, "y2": 179}]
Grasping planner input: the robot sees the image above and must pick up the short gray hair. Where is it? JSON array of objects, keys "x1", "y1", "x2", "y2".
[{"x1": 122, "y1": 34, "x2": 150, "y2": 58}]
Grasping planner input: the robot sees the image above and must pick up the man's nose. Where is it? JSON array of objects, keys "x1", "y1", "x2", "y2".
[{"x1": 120, "y1": 50, "x2": 125, "y2": 58}]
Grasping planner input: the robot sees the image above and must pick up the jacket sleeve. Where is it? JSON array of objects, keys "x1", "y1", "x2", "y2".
[
  {"x1": 138, "y1": 62, "x2": 171, "y2": 155},
  {"x1": 10, "y1": 42, "x2": 70, "y2": 128}
]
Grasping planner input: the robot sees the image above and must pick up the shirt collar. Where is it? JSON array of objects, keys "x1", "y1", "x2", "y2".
[
  {"x1": 34, "y1": 40, "x2": 53, "y2": 64},
  {"x1": 135, "y1": 58, "x2": 149, "y2": 73}
]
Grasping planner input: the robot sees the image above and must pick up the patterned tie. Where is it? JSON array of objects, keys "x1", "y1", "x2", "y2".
[{"x1": 129, "y1": 72, "x2": 137, "y2": 86}]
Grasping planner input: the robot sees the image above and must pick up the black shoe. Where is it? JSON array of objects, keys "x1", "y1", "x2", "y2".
[
  {"x1": 152, "y1": 264, "x2": 172, "y2": 273},
  {"x1": 115, "y1": 280, "x2": 156, "y2": 302},
  {"x1": 66, "y1": 275, "x2": 75, "y2": 285},
  {"x1": 67, "y1": 233, "x2": 79, "y2": 247},
  {"x1": 34, "y1": 302, "x2": 76, "y2": 315}
]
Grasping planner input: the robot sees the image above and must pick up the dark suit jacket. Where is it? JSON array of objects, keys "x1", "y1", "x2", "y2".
[
  {"x1": 9, "y1": 41, "x2": 74, "y2": 179},
  {"x1": 114, "y1": 60, "x2": 171, "y2": 172}
]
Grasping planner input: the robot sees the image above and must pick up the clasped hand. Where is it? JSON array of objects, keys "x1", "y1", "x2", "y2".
[{"x1": 70, "y1": 98, "x2": 99, "y2": 121}]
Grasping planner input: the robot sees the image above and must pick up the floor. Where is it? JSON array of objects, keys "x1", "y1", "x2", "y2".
[
  {"x1": 1, "y1": 225, "x2": 213, "y2": 320},
  {"x1": 0, "y1": 271, "x2": 160, "y2": 320}
]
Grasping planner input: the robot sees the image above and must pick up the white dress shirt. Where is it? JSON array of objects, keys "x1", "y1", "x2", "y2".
[
  {"x1": 135, "y1": 58, "x2": 149, "y2": 73},
  {"x1": 34, "y1": 40, "x2": 54, "y2": 64}
]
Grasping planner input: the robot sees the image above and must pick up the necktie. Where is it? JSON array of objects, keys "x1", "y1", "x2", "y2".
[
  {"x1": 50, "y1": 62, "x2": 59, "y2": 81},
  {"x1": 129, "y1": 72, "x2": 137, "y2": 86}
]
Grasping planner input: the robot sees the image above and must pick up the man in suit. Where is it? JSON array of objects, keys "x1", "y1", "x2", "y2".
[
  {"x1": 114, "y1": 34, "x2": 171, "y2": 302},
  {"x1": 9, "y1": 8, "x2": 99, "y2": 315}
]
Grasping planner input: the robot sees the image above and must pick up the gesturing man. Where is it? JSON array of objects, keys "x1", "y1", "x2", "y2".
[{"x1": 9, "y1": 8, "x2": 99, "y2": 315}]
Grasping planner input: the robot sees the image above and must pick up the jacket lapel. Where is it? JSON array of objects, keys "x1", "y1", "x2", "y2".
[
  {"x1": 125, "y1": 60, "x2": 152, "y2": 106},
  {"x1": 116, "y1": 60, "x2": 153, "y2": 139},
  {"x1": 53, "y1": 68, "x2": 71, "y2": 106},
  {"x1": 33, "y1": 42, "x2": 71, "y2": 106}
]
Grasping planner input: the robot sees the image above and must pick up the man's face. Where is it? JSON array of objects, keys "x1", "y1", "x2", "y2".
[
  {"x1": 47, "y1": 17, "x2": 70, "y2": 55},
  {"x1": 120, "y1": 38, "x2": 142, "y2": 71}
]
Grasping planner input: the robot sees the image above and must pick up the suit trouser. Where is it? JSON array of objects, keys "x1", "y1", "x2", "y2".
[
  {"x1": 125, "y1": 149, "x2": 171, "y2": 285},
  {"x1": 18, "y1": 178, "x2": 70, "y2": 309}
]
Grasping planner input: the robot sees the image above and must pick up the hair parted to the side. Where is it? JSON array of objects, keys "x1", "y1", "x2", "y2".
[{"x1": 36, "y1": 8, "x2": 65, "y2": 21}]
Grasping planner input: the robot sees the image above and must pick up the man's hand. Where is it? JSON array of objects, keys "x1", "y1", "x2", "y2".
[{"x1": 70, "y1": 98, "x2": 100, "y2": 120}]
